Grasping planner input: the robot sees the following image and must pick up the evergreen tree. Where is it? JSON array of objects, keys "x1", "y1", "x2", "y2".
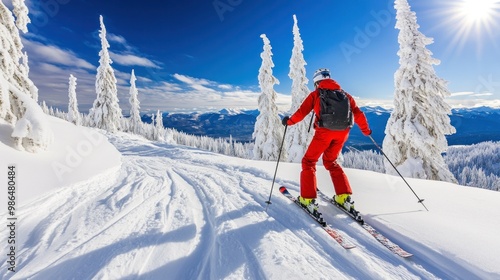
[
  {"x1": 12, "y1": 0, "x2": 37, "y2": 102},
  {"x1": 128, "y1": 69, "x2": 142, "y2": 134},
  {"x1": 445, "y1": 141, "x2": 500, "y2": 190},
  {"x1": 154, "y1": 110, "x2": 164, "y2": 141},
  {"x1": 88, "y1": 15, "x2": 122, "y2": 132},
  {"x1": 20, "y1": 51, "x2": 38, "y2": 101},
  {"x1": 41, "y1": 100, "x2": 49, "y2": 114},
  {"x1": 67, "y1": 74, "x2": 80, "y2": 125},
  {"x1": 383, "y1": 0, "x2": 456, "y2": 182},
  {"x1": 0, "y1": 0, "x2": 52, "y2": 152},
  {"x1": 11, "y1": 0, "x2": 30, "y2": 33},
  {"x1": 252, "y1": 34, "x2": 284, "y2": 161},
  {"x1": 286, "y1": 14, "x2": 312, "y2": 163}
]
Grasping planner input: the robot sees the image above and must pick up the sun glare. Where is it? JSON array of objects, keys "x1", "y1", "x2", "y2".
[
  {"x1": 459, "y1": 0, "x2": 497, "y2": 24},
  {"x1": 436, "y1": 0, "x2": 500, "y2": 53}
]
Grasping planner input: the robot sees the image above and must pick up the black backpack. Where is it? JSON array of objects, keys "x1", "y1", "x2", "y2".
[{"x1": 317, "y1": 89, "x2": 353, "y2": 131}]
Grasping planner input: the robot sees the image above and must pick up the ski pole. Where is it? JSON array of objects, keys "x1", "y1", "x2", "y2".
[
  {"x1": 307, "y1": 112, "x2": 314, "y2": 133},
  {"x1": 368, "y1": 135, "x2": 429, "y2": 211},
  {"x1": 265, "y1": 124, "x2": 288, "y2": 211}
]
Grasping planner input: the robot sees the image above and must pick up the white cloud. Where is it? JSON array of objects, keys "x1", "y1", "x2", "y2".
[
  {"x1": 107, "y1": 33, "x2": 127, "y2": 45},
  {"x1": 104, "y1": 31, "x2": 160, "y2": 68},
  {"x1": 173, "y1": 73, "x2": 217, "y2": 93},
  {"x1": 161, "y1": 73, "x2": 301, "y2": 113},
  {"x1": 450, "y1": 91, "x2": 475, "y2": 97},
  {"x1": 218, "y1": 84, "x2": 233, "y2": 90},
  {"x1": 21, "y1": 38, "x2": 141, "y2": 112},
  {"x1": 472, "y1": 92, "x2": 494, "y2": 97},
  {"x1": 446, "y1": 98, "x2": 500, "y2": 108},
  {"x1": 135, "y1": 73, "x2": 295, "y2": 113},
  {"x1": 173, "y1": 74, "x2": 213, "y2": 86},
  {"x1": 138, "y1": 88, "x2": 259, "y2": 113},
  {"x1": 110, "y1": 52, "x2": 161, "y2": 68},
  {"x1": 22, "y1": 39, "x2": 95, "y2": 70},
  {"x1": 19, "y1": 38, "x2": 98, "y2": 111},
  {"x1": 354, "y1": 96, "x2": 500, "y2": 109},
  {"x1": 450, "y1": 91, "x2": 494, "y2": 98}
]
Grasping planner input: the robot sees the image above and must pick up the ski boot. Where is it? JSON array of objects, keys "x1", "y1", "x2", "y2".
[
  {"x1": 334, "y1": 194, "x2": 363, "y2": 223},
  {"x1": 298, "y1": 196, "x2": 323, "y2": 220}
]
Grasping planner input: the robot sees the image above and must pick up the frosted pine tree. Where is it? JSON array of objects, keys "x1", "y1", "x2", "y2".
[
  {"x1": 0, "y1": 0, "x2": 53, "y2": 152},
  {"x1": 383, "y1": 0, "x2": 456, "y2": 182},
  {"x1": 12, "y1": 0, "x2": 30, "y2": 33},
  {"x1": 88, "y1": 15, "x2": 122, "y2": 132},
  {"x1": 67, "y1": 74, "x2": 80, "y2": 125},
  {"x1": 41, "y1": 101, "x2": 49, "y2": 114},
  {"x1": 286, "y1": 15, "x2": 312, "y2": 162},
  {"x1": 128, "y1": 69, "x2": 143, "y2": 134},
  {"x1": 20, "y1": 51, "x2": 38, "y2": 101},
  {"x1": 154, "y1": 110, "x2": 164, "y2": 141},
  {"x1": 13, "y1": 0, "x2": 37, "y2": 102},
  {"x1": 252, "y1": 34, "x2": 284, "y2": 161}
]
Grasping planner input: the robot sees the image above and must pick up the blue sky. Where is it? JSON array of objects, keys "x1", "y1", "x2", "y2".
[{"x1": 11, "y1": 0, "x2": 500, "y2": 112}]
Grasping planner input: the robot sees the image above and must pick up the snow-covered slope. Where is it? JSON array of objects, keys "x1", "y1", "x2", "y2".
[
  {"x1": 0, "y1": 116, "x2": 121, "y2": 208},
  {"x1": 1, "y1": 125, "x2": 500, "y2": 279}
]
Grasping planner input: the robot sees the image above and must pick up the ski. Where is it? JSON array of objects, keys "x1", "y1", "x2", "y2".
[
  {"x1": 318, "y1": 191, "x2": 413, "y2": 258},
  {"x1": 279, "y1": 186, "x2": 356, "y2": 250}
]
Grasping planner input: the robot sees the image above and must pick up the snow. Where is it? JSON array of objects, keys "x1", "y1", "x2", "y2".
[
  {"x1": 8, "y1": 85, "x2": 53, "y2": 152},
  {"x1": 0, "y1": 116, "x2": 121, "y2": 207},
  {"x1": 1, "y1": 121, "x2": 500, "y2": 279}
]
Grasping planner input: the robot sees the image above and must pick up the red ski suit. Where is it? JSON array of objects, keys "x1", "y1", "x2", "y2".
[{"x1": 286, "y1": 79, "x2": 371, "y2": 199}]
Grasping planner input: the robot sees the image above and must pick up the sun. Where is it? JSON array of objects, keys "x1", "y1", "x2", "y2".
[
  {"x1": 458, "y1": 0, "x2": 498, "y2": 24},
  {"x1": 435, "y1": 0, "x2": 500, "y2": 53}
]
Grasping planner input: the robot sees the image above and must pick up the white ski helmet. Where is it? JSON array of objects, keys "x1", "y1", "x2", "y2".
[{"x1": 312, "y1": 68, "x2": 331, "y2": 84}]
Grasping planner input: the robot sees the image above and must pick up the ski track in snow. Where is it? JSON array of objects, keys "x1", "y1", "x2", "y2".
[{"x1": 0, "y1": 132, "x2": 491, "y2": 279}]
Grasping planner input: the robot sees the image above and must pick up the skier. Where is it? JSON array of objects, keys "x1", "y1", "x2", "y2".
[{"x1": 282, "y1": 68, "x2": 372, "y2": 214}]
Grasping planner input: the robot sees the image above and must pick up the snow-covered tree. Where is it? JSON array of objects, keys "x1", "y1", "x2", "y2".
[
  {"x1": 383, "y1": 0, "x2": 456, "y2": 182},
  {"x1": 88, "y1": 15, "x2": 122, "y2": 132},
  {"x1": 67, "y1": 74, "x2": 80, "y2": 125},
  {"x1": 154, "y1": 110, "x2": 164, "y2": 141},
  {"x1": 286, "y1": 14, "x2": 312, "y2": 163},
  {"x1": 20, "y1": 51, "x2": 38, "y2": 101},
  {"x1": 40, "y1": 100, "x2": 49, "y2": 114},
  {"x1": 143, "y1": 122, "x2": 155, "y2": 140},
  {"x1": 128, "y1": 69, "x2": 142, "y2": 134},
  {"x1": 11, "y1": 0, "x2": 30, "y2": 33},
  {"x1": 252, "y1": 34, "x2": 284, "y2": 161},
  {"x1": 12, "y1": 0, "x2": 37, "y2": 102},
  {"x1": 0, "y1": 1, "x2": 53, "y2": 152},
  {"x1": 342, "y1": 149, "x2": 385, "y2": 174},
  {"x1": 445, "y1": 141, "x2": 500, "y2": 190}
]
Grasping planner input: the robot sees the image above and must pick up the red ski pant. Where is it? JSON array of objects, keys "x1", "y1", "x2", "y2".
[{"x1": 300, "y1": 128, "x2": 352, "y2": 199}]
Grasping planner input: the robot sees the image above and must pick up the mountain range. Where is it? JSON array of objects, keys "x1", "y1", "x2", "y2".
[{"x1": 142, "y1": 106, "x2": 500, "y2": 148}]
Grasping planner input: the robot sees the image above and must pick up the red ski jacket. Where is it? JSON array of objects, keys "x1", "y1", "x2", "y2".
[{"x1": 287, "y1": 79, "x2": 371, "y2": 135}]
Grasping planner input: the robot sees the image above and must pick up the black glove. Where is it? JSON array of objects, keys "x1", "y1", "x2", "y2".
[{"x1": 282, "y1": 116, "x2": 290, "y2": 126}]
